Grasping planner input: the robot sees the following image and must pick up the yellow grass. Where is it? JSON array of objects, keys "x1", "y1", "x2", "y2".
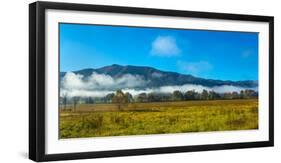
[{"x1": 59, "y1": 99, "x2": 258, "y2": 139}]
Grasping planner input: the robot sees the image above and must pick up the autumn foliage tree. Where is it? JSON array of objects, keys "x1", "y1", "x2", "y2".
[{"x1": 112, "y1": 89, "x2": 128, "y2": 110}]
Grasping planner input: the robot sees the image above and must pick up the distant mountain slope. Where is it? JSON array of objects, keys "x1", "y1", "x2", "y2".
[{"x1": 60, "y1": 64, "x2": 258, "y2": 88}]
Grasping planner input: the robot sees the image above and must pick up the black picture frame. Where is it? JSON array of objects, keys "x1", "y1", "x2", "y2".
[{"x1": 29, "y1": 1, "x2": 274, "y2": 162}]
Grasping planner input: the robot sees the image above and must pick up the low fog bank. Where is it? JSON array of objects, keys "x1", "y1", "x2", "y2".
[{"x1": 60, "y1": 72, "x2": 258, "y2": 98}]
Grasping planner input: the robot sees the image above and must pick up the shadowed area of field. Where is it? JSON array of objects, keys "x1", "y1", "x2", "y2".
[{"x1": 59, "y1": 99, "x2": 258, "y2": 139}]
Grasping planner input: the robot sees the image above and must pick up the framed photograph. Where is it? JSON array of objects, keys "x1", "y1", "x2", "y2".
[{"x1": 29, "y1": 1, "x2": 274, "y2": 162}]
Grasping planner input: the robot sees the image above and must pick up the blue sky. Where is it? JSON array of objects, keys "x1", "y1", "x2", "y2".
[{"x1": 60, "y1": 23, "x2": 258, "y2": 81}]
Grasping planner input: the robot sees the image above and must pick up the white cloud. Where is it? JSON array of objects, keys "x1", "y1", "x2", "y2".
[
  {"x1": 60, "y1": 89, "x2": 112, "y2": 98},
  {"x1": 150, "y1": 36, "x2": 180, "y2": 57},
  {"x1": 177, "y1": 60, "x2": 213, "y2": 75},
  {"x1": 61, "y1": 72, "x2": 257, "y2": 98},
  {"x1": 88, "y1": 72, "x2": 114, "y2": 87},
  {"x1": 61, "y1": 72, "x2": 85, "y2": 90},
  {"x1": 60, "y1": 72, "x2": 148, "y2": 97},
  {"x1": 128, "y1": 84, "x2": 257, "y2": 95},
  {"x1": 115, "y1": 74, "x2": 147, "y2": 88}
]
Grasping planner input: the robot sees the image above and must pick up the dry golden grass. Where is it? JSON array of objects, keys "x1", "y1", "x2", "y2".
[{"x1": 59, "y1": 99, "x2": 258, "y2": 139}]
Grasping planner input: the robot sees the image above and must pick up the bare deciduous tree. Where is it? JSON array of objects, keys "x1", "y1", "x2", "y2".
[
  {"x1": 61, "y1": 93, "x2": 68, "y2": 111},
  {"x1": 73, "y1": 96, "x2": 80, "y2": 112}
]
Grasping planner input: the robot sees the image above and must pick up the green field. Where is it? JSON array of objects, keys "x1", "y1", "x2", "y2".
[{"x1": 59, "y1": 99, "x2": 258, "y2": 139}]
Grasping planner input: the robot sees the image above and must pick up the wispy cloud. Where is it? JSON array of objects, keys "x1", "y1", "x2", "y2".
[
  {"x1": 177, "y1": 60, "x2": 213, "y2": 75},
  {"x1": 151, "y1": 72, "x2": 164, "y2": 78},
  {"x1": 241, "y1": 50, "x2": 253, "y2": 58},
  {"x1": 150, "y1": 36, "x2": 180, "y2": 57}
]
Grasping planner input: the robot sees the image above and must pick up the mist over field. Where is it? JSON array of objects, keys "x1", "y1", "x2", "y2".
[{"x1": 60, "y1": 71, "x2": 258, "y2": 98}]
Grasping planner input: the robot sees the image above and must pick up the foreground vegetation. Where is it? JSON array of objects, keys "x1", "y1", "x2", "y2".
[{"x1": 59, "y1": 99, "x2": 258, "y2": 139}]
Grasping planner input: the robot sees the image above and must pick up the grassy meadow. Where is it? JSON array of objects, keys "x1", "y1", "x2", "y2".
[{"x1": 59, "y1": 99, "x2": 258, "y2": 139}]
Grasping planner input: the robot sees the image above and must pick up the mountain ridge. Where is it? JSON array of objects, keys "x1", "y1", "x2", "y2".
[{"x1": 60, "y1": 64, "x2": 258, "y2": 88}]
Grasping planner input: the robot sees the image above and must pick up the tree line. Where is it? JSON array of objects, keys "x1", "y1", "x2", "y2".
[{"x1": 60, "y1": 89, "x2": 258, "y2": 110}]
